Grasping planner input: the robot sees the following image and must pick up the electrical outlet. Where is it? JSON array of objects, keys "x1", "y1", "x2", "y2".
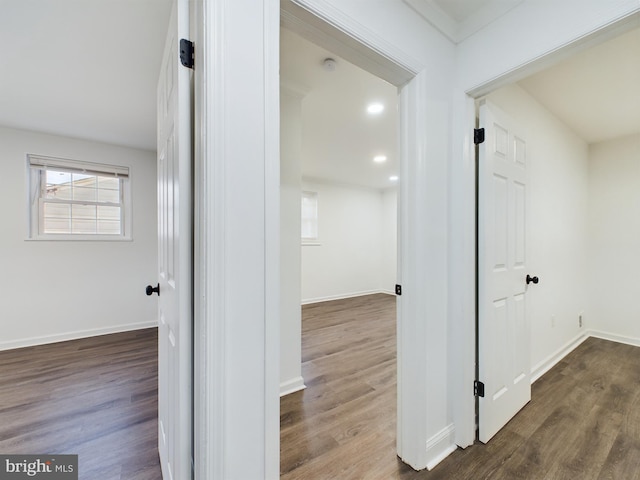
[
  {"x1": 551, "y1": 315, "x2": 556, "y2": 328},
  {"x1": 579, "y1": 315, "x2": 583, "y2": 328}
]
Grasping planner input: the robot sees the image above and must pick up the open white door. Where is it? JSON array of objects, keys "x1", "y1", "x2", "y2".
[
  {"x1": 155, "y1": 0, "x2": 192, "y2": 478},
  {"x1": 477, "y1": 100, "x2": 531, "y2": 443}
]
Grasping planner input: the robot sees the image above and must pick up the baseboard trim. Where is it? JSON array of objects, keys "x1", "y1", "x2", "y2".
[
  {"x1": 587, "y1": 329, "x2": 640, "y2": 348},
  {"x1": 280, "y1": 376, "x2": 306, "y2": 397},
  {"x1": 531, "y1": 332, "x2": 589, "y2": 383},
  {"x1": 301, "y1": 289, "x2": 394, "y2": 305},
  {"x1": 0, "y1": 321, "x2": 158, "y2": 352},
  {"x1": 425, "y1": 424, "x2": 457, "y2": 471}
]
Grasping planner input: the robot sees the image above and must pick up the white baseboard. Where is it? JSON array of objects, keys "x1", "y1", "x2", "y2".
[
  {"x1": 301, "y1": 289, "x2": 394, "y2": 305},
  {"x1": 531, "y1": 332, "x2": 589, "y2": 383},
  {"x1": 425, "y1": 424, "x2": 457, "y2": 471},
  {"x1": 0, "y1": 320, "x2": 158, "y2": 352},
  {"x1": 530, "y1": 330, "x2": 640, "y2": 384},
  {"x1": 587, "y1": 329, "x2": 640, "y2": 348},
  {"x1": 280, "y1": 376, "x2": 306, "y2": 397}
]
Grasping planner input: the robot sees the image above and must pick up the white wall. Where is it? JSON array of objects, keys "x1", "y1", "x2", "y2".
[
  {"x1": 457, "y1": 0, "x2": 640, "y2": 94},
  {"x1": 301, "y1": 179, "x2": 396, "y2": 303},
  {"x1": 280, "y1": 89, "x2": 304, "y2": 395},
  {"x1": 588, "y1": 133, "x2": 640, "y2": 341},
  {"x1": 487, "y1": 84, "x2": 590, "y2": 378},
  {"x1": 0, "y1": 126, "x2": 157, "y2": 350}
]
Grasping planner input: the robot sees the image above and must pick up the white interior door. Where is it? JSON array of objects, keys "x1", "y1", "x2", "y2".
[
  {"x1": 156, "y1": 0, "x2": 192, "y2": 478},
  {"x1": 477, "y1": 100, "x2": 531, "y2": 443}
]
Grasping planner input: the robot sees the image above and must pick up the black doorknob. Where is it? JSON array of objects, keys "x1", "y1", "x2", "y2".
[
  {"x1": 146, "y1": 283, "x2": 160, "y2": 296},
  {"x1": 526, "y1": 275, "x2": 539, "y2": 285}
]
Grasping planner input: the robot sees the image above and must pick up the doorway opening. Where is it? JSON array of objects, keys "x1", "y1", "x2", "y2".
[
  {"x1": 279, "y1": 27, "x2": 400, "y2": 476},
  {"x1": 473, "y1": 23, "x2": 640, "y2": 445}
]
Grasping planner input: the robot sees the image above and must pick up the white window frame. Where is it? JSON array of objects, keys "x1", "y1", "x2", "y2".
[
  {"x1": 301, "y1": 190, "x2": 320, "y2": 245},
  {"x1": 26, "y1": 154, "x2": 132, "y2": 241}
]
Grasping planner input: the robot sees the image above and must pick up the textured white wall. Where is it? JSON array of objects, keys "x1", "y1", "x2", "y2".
[
  {"x1": 487, "y1": 83, "x2": 590, "y2": 376},
  {"x1": 301, "y1": 180, "x2": 396, "y2": 303},
  {"x1": 0, "y1": 126, "x2": 157, "y2": 349},
  {"x1": 588, "y1": 134, "x2": 640, "y2": 341}
]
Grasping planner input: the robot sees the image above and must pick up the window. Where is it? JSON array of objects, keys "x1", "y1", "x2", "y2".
[
  {"x1": 27, "y1": 155, "x2": 131, "y2": 240},
  {"x1": 301, "y1": 191, "x2": 318, "y2": 243}
]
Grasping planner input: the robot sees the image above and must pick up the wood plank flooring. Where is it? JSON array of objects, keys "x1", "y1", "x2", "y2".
[
  {"x1": 0, "y1": 329, "x2": 162, "y2": 480},
  {"x1": 281, "y1": 294, "x2": 640, "y2": 480}
]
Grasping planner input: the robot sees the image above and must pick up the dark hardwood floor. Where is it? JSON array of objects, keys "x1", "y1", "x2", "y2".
[
  {"x1": 281, "y1": 294, "x2": 640, "y2": 480},
  {"x1": 0, "y1": 328, "x2": 162, "y2": 480},
  {"x1": 4, "y1": 302, "x2": 639, "y2": 479}
]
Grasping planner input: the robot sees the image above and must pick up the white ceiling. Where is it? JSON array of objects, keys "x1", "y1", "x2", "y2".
[
  {"x1": 518, "y1": 26, "x2": 640, "y2": 144},
  {"x1": 281, "y1": 28, "x2": 399, "y2": 190},
  {"x1": 0, "y1": 0, "x2": 172, "y2": 152},
  {"x1": 404, "y1": 0, "x2": 524, "y2": 43}
]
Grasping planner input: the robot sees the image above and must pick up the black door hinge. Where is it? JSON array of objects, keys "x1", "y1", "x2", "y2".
[
  {"x1": 474, "y1": 128, "x2": 485, "y2": 145},
  {"x1": 474, "y1": 380, "x2": 485, "y2": 397},
  {"x1": 180, "y1": 39, "x2": 194, "y2": 69},
  {"x1": 395, "y1": 284, "x2": 402, "y2": 296}
]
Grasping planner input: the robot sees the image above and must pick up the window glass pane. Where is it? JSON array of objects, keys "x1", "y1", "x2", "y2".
[
  {"x1": 97, "y1": 219, "x2": 121, "y2": 235},
  {"x1": 44, "y1": 217, "x2": 72, "y2": 233},
  {"x1": 46, "y1": 171, "x2": 72, "y2": 200},
  {"x1": 73, "y1": 186, "x2": 97, "y2": 202},
  {"x1": 72, "y1": 175, "x2": 97, "y2": 202},
  {"x1": 97, "y1": 176, "x2": 120, "y2": 190},
  {"x1": 72, "y1": 219, "x2": 98, "y2": 234},
  {"x1": 43, "y1": 203, "x2": 71, "y2": 233},
  {"x1": 98, "y1": 205, "x2": 121, "y2": 221},
  {"x1": 46, "y1": 170, "x2": 71, "y2": 185},
  {"x1": 72, "y1": 204, "x2": 97, "y2": 220},
  {"x1": 96, "y1": 176, "x2": 121, "y2": 204},
  {"x1": 44, "y1": 202, "x2": 70, "y2": 219},
  {"x1": 71, "y1": 205, "x2": 97, "y2": 234},
  {"x1": 71, "y1": 173, "x2": 94, "y2": 185}
]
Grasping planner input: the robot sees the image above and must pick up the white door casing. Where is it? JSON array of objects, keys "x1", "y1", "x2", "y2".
[
  {"x1": 157, "y1": 0, "x2": 192, "y2": 478},
  {"x1": 477, "y1": 100, "x2": 530, "y2": 443}
]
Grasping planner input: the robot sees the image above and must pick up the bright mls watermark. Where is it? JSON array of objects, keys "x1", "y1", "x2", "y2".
[{"x1": 0, "y1": 455, "x2": 77, "y2": 479}]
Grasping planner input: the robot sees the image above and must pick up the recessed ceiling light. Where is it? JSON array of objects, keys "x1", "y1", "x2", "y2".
[
  {"x1": 389, "y1": 175, "x2": 399, "y2": 181},
  {"x1": 373, "y1": 155, "x2": 387, "y2": 163},
  {"x1": 367, "y1": 103, "x2": 384, "y2": 114}
]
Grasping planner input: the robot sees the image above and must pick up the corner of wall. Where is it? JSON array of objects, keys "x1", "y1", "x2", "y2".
[
  {"x1": 530, "y1": 333, "x2": 588, "y2": 383},
  {"x1": 0, "y1": 320, "x2": 158, "y2": 352}
]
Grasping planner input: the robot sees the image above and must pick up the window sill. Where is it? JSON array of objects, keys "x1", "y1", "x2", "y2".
[
  {"x1": 26, "y1": 235, "x2": 133, "y2": 242},
  {"x1": 302, "y1": 241, "x2": 321, "y2": 246}
]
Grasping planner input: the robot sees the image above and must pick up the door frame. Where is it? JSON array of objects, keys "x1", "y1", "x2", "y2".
[
  {"x1": 454, "y1": 10, "x2": 640, "y2": 446},
  {"x1": 279, "y1": 0, "x2": 456, "y2": 471},
  {"x1": 280, "y1": 0, "x2": 420, "y2": 468},
  {"x1": 191, "y1": 0, "x2": 454, "y2": 475}
]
